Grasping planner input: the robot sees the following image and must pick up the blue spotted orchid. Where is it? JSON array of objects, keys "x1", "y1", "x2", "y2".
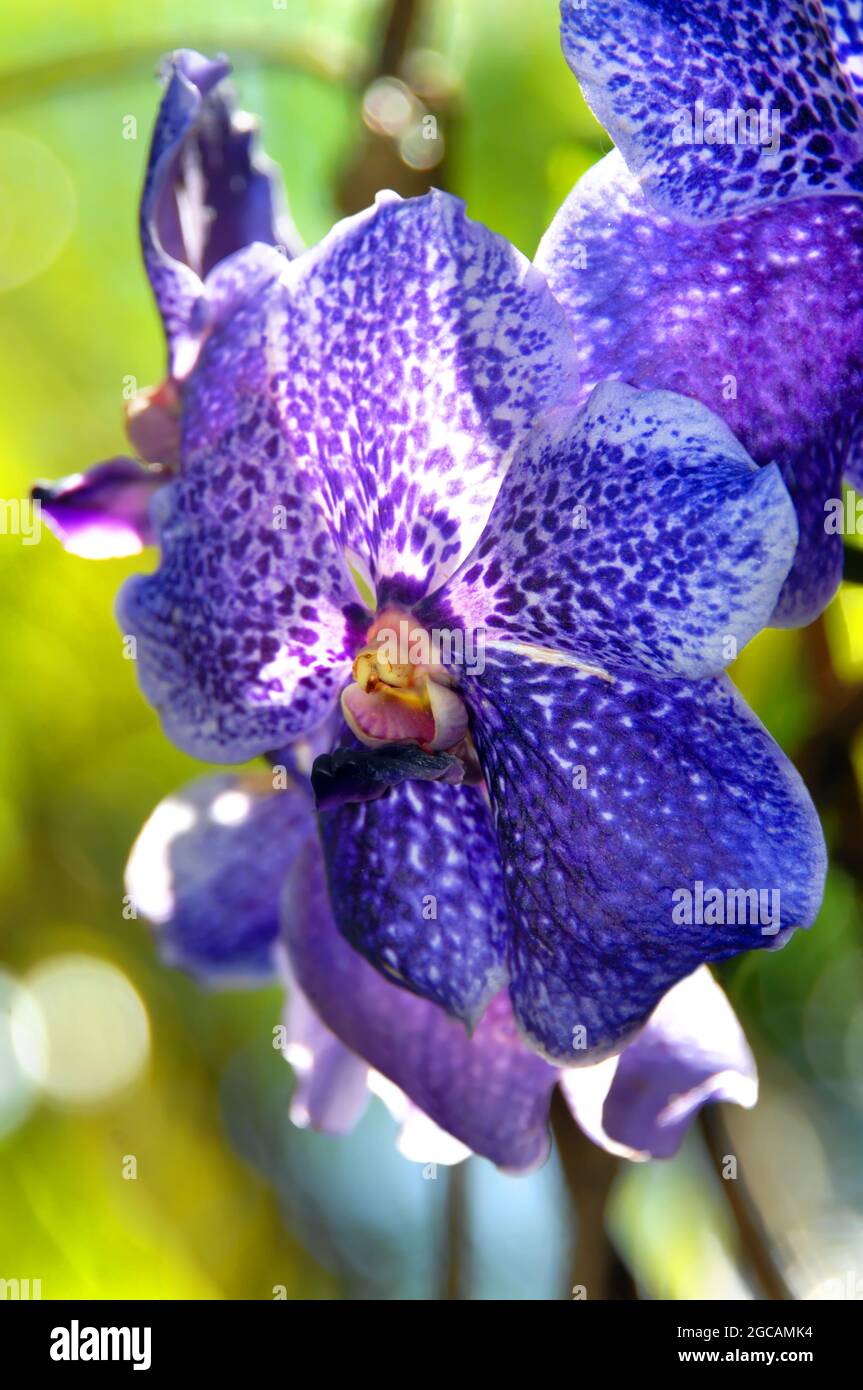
[
  {"x1": 126, "y1": 771, "x2": 760, "y2": 1169},
  {"x1": 542, "y1": 0, "x2": 863, "y2": 626},
  {"x1": 37, "y1": 47, "x2": 827, "y2": 1170}
]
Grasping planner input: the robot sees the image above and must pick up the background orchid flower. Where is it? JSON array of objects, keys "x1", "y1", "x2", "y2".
[
  {"x1": 35, "y1": 48, "x2": 826, "y2": 1169},
  {"x1": 35, "y1": 49, "x2": 301, "y2": 560},
  {"x1": 541, "y1": 0, "x2": 863, "y2": 626},
  {"x1": 126, "y1": 768, "x2": 757, "y2": 1171}
]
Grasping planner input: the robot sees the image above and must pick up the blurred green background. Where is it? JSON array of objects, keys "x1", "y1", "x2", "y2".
[{"x1": 1, "y1": 0, "x2": 862, "y2": 1301}]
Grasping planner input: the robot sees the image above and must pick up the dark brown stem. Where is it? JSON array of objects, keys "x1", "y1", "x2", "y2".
[
  {"x1": 380, "y1": 0, "x2": 419, "y2": 74},
  {"x1": 336, "y1": 0, "x2": 457, "y2": 212},
  {"x1": 700, "y1": 1106, "x2": 792, "y2": 1301},
  {"x1": 439, "y1": 1160, "x2": 470, "y2": 1301},
  {"x1": 550, "y1": 1088, "x2": 638, "y2": 1300}
]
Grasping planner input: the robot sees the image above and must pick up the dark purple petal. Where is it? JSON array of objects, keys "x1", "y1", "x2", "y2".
[
  {"x1": 562, "y1": 968, "x2": 757, "y2": 1159},
  {"x1": 560, "y1": 0, "x2": 863, "y2": 222},
  {"x1": 463, "y1": 649, "x2": 825, "y2": 1063},
  {"x1": 141, "y1": 50, "x2": 218, "y2": 368},
  {"x1": 824, "y1": 1, "x2": 863, "y2": 98},
  {"x1": 319, "y1": 775, "x2": 509, "y2": 1025},
  {"x1": 772, "y1": 430, "x2": 846, "y2": 625},
  {"x1": 33, "y1": 458, "x2": 168, "y2": 559},
  {"x1": 425, "y1": 382, "x2": 796, "y2": 679},
  {"x1": 125, "y1": 771, "x2": 313, "y2": 984},
  {"x1": 536, "y1": 151, "x2": 863, "y2": 623},
  {"x1": 841, "y1": 407, "x2": 863, "y2": 488},
  {"x1": 273, "y1": 189, "x2": 579, "y2": 601},
  {"x1": 311, "y1": 742, "x2": 463, "y2": 812},
  {"x1": 283, "y1": 835, "x2": 557, "y2": 1171},
  {"x1": 116, "y1": 277, "x2": 364, "y2": 763},
  {"x1": 141, "y1": 48, "x2": 300, "y2": 374}
]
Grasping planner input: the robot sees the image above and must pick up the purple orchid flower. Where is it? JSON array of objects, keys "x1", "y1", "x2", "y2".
[
  {"x1": 37, "y1": 50, "x2": 827, "y2": 1170},
  {"x1": 35, "y1": 49, "x2": 300, "y2": 558},
  {"x1": 543, "y1": 0, "x2": 863, "y2": 627},
  {"x1": 126, "y1": 768, "x2": 757, "y2": 1170}
]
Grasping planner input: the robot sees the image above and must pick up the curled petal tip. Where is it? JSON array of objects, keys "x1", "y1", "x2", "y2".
[{"x1": 34, "y1": 457, "x2": 169, "y2": 559}]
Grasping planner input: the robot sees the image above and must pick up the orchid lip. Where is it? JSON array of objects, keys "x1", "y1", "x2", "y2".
[{"x1": 342, "y1": 611, "x2": 468, "y2": 752}]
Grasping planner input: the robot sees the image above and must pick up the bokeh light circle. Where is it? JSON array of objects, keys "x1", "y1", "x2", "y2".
[
  {"x1": 0, "y1": 130, "x2": 77, "y2": 290},
  {"x1": 24, "y1": 954, "x2": 150, "y2": 1106},
  {"x1": 0, "y1": 969, "x2": 47, "y2": 1137}
]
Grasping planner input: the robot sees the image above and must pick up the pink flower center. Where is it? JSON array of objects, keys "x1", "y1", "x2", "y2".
[{"x1": 341, "y1": 610, "x2": 469, "y2": 753}]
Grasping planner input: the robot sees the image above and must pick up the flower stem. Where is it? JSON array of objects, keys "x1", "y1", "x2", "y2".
[
  {"x1": 549, "y1": 1088, "x2": 638, "y2": 1300},
  {"x1": 700, "y1": 1106, "x2": 791, "y2": 1301},
  {"x1": 439, "y1": 1160, "x2": 470, "y2": 1301}
]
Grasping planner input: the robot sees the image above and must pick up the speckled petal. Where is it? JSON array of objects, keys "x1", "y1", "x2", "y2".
[
  {"x1": 464, "y1": 649, "x2": 826, "y2": 1064},
  {"x1": 425, "y1": 382, "x2": 796, "y2": 679},
  {"x1": 824, "y1": 1, "x2": 863, "y2": 97},
  {"x1": 117, "y1": 276, "x2": 367, "y2": 763},
  {"x1": 536, "y1": 150, "x2": 863, "y2": 624},
  {"x1": 560, "y1": 0, "x2": 863, "y2": 223},
  {"x1": 33, "y1": 458, "x2": 168, "y2": 559},
  {"x1": 120, "y1": 189, "x2": 580, "y2": 762},
  {"x1": 561, "y1": 967, "x2": 757, "y2": 1159},
  {"x1": 772, "y1": 426, "x2": 847, "y2": 624},
  {"x1": 283, "y1": 835, "x2": 557, "y2": 1171},
  {"x1": 841, "y1": 408, "x2": 863, "y2": 488},
  {"x1": 125, "y1": 771, "x2": 313, "y2": 984},
  {"x1": 319, "y1": 770, "x2": 509, "y2": 1025},
  {"x1": 271, "y1": 189, "x2": 579, "y2": 602},
  {"x1": 142, "y1": 48, "x2": 299, "y2": 374}
]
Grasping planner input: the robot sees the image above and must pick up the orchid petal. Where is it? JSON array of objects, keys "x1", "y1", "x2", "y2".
[
  {"x1": 463, "y1": 648, "x2": 825, "y2": 1063},
  {"x1": 142, "y1": 48, "x2": 299, "y2": 372},
  {"x1": 117, "y1": 277, "x2": 366, "y2": 763},
  {"x1": 426, "y1": 381, "x2": 797, "y2": 679},
  {"x1": 283, "y1": 835, "x2": 556, "y2": 1170},
  {"x1": 34, "y1": 458, "x2": 168, "y2": 560},
  {"x1": 319, "y1": 775, "x2": 509, "y2": 1025},
  {"x1": 560, "y1": 0, "x2": 863, "y2": 223},
  {"x1": 125, "y1": 770, "x2": 312, "y2": 984},
  {"x1": 282, "y1": 979, "x2": 370, "y2": 1135},
  {"x1": 271, "y1": 189, "x2": 579, "y2": 601},
  {"x1": 562, "y1": 968, "x2": 757, "y2": 1159},
  {"x1": 535, "y1": 150, "x2": 863, "y2": 624}
]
